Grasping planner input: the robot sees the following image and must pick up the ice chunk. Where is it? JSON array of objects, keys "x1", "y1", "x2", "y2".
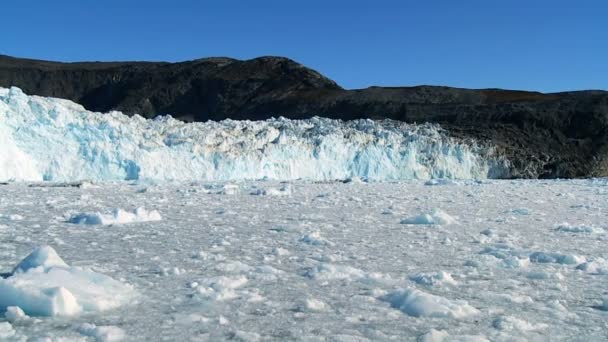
[
  {"x1": 380, "y1": 288, "x2": 479, "y2": 319},
  {"x1": 529, "y1": 252, "x2": 585, "y2": 265},
  {"x1": 419, "y1": 329, "x2": 449, "y2": 342},
  {"x1": 77, "y1": 323, "x2": 126, "y2": 342},
  {"x1": 555, "y1": 223, "x2": 604, "y2": 234},
  {"x1": 4, "y1": 306, "x2": 28, "y2": 323},
  {"x1": 305, "y1": 263, "x2": 367, "y2": 281},
  {"x1": 300, "y1": 231, "x2": 334, "y2": 246},
  {"x1": 195, "y1": 276, "x2": 248, "y2": 301},
  {"x1": 492, "y1": 315, "x2": 548, "y2": 331},
  {"x1": 424, "y1": 179, "x2": 458, "y2": 186},
  {"x1": 0, "y1": 86, "x2": 508, "y2": 182},
  {"x1": 0, "y1": 246, "x2": 135, "y2": 316},
  {"x1": 576, "y1": 258, "x2": 608, "y2": 275},
  {"x1": 410, "y1": 271, "x2": 457, "y2": 286},
  {"x1": 0, "y1": 322, "x2": 16, "y2": 340},
  {"x1": 68, "y1": 207, "x2": 161, "y2": 225},
  {"x1": 400, "y1": 209, "x2": 456, "y2": 225},
  {"x1": 299, "y1": 298, "x2": 328, "y2": 312},
  {"x1": 12, "y1": 246, "x2": 68, "y2": 273}
]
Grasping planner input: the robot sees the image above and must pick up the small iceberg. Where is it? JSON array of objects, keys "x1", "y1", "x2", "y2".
[{"x1": 0, "y1": 246, "x2": 136, "y2": 316}]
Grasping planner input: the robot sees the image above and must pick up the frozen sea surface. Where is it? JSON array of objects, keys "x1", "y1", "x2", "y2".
[{"x1": 0, "y1": 179, "x2": 607, "y2": 340}]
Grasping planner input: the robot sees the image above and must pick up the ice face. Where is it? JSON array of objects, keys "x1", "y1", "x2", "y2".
[{"x1": 0, "y1": 87, "x2": 509, "y2": 182}]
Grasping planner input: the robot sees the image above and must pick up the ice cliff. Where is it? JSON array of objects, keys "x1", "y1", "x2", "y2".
[{"x1": 0, "y1": 87, "x2": 509, "y2": 182}]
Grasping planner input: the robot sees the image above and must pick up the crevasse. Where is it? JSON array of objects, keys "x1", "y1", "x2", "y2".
[{"x1": 0, "y1": 87, "x2": 509, "y2": 182}]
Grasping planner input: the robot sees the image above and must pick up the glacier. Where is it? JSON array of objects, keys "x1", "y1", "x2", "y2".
[{"x1": 0, "y1": 87, "x2": 509, "y2": 182}]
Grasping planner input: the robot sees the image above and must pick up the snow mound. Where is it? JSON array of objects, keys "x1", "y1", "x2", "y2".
[
  {"x1": 401, "y1": 209, "x2": 457, "y2": 225},
  {"x1": 0, "y1": 86, "x2": 508, "y2": 182},
  {"x1": 380, "y1": 287, "x2": 479, "y2": 319},
  {"x1": 0, "y1": 246, "x2": 135, "y2": 316},
  {"x1": 68, "y1": 207, "x2": 161, "y2": 225}
]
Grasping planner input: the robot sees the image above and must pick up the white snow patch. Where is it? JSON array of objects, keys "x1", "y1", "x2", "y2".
[
  {"x1": 380, "y1": 288, "x2": 479, "y2": 319},
  {"x1": 0, "y1": 246, "x2": 135, "y2": 316},
  {"x1": 401, "y1": 209, "x2": 457, "y2": 225},
  {"x1": 68, "y1": 207, "x2": 161, "y2": 225}
]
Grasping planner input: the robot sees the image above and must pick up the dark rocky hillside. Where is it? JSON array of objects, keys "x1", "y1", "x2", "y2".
[{"x1": 1, "y1": 54, "x2": 607, "y2": 178}]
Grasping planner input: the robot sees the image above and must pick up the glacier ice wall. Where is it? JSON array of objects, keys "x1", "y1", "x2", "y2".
[{"x1": 0, "y1": 87, "x2": 509, "y2": 182}]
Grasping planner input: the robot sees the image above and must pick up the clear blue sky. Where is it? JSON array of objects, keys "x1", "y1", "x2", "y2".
[{"x1": 3, "y1": 0, "x2": 606, "y2": 92}]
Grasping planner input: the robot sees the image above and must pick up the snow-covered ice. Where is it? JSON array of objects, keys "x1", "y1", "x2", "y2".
[
  {"x1": 0, "y1": 87, "x2": 509, "y2": 182},
  {"x1": 0, "y1": 179, "x2": 607, "y2": 339}
]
